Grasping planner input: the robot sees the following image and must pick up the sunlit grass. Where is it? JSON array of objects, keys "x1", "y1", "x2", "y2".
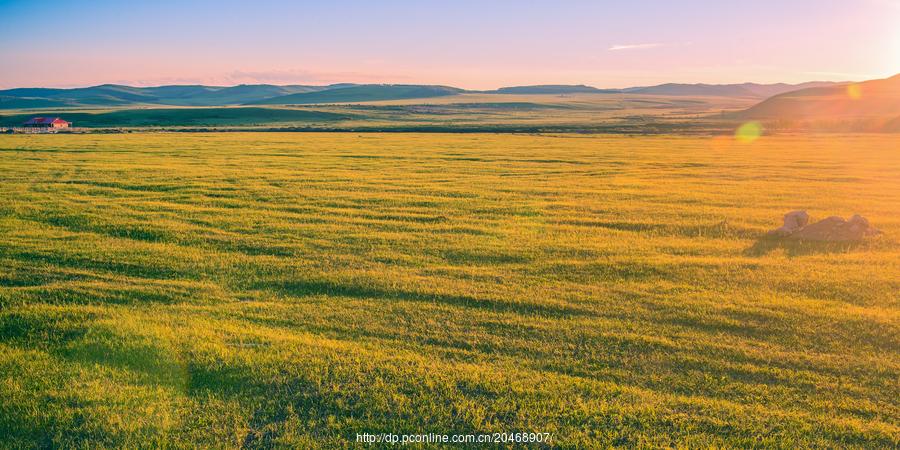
[{"x1": 1, "y1": 132, "x2": 898, "y2": 447}]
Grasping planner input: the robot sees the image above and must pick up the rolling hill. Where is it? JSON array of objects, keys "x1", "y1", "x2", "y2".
[
  {"x1": 0, "y1": 80, "x2": 848, "y2": 110},
  {"x1": 246, "y1": 84, "x2": 464, "y2": 105},
  {"x1": 0, "y1": 96, "x2": 74, "y2": 109},
  {"x1": 178, "y1": 85, "x2": 324, "y2": 106},
  {"x1": 736, "y1": 74, "x2": 900, "y2": 120},
  {"x1": 0, "y1": 84, "x2": 331, "y2": 109}
]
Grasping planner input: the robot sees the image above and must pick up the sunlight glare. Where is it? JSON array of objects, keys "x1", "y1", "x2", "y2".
[{"x1": 735, "y1": 121, "x2": 763, "y2": 143}]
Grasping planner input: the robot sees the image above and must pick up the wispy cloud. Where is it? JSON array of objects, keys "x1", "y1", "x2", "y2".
[{"x1": 608, "y1": 43, "x2": 663, "y2": 51}]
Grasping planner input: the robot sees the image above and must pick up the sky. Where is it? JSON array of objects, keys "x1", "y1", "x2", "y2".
[{"x1": 1, "y1": 0, "x2": 899, "y2": 89}]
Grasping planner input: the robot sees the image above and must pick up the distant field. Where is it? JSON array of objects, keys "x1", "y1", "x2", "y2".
[
  {"x1": 0, "y1": 93, "x2": 755, "y2": 131},
  {"x1": 1, "y1": 133, "x2": 898, "y2": 447},
  {"x1": 0, "y1": 107, "x2": 349, "y2": 128}
]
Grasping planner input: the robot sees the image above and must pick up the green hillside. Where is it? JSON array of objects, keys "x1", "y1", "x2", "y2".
[
  {"x1": 0, "y1": 96, "x2": 74, "y2": 109},
  {"x1": 176, "y1": 85, "x2": 325, "y2": 106},
  {"x1": 0, "y1": 85, "x2": 329, "y2": 109},
  {"x1": 247, "y1": 85, "x2": 464, "y2": 105}
]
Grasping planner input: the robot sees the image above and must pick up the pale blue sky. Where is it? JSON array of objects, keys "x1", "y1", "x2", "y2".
[{"x1": 1, "y1": 0, "x2": 898, "y2": 88}]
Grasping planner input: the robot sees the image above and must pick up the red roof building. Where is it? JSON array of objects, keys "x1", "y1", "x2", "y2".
[{"x1": 23, "y1": 117, "x2": 70, "y2": 128}]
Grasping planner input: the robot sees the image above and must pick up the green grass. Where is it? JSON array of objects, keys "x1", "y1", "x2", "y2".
[{"x1": 0, "y1": 133, "x2": 898, "y2": 447}]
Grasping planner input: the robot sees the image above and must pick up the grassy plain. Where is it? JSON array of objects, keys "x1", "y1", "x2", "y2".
[
  {"x1": 0, "y1": 133, "x2": 898, "y2": 447},
  {"x1": 0, "y1": 93, "x2": 754, "y2": 131}
]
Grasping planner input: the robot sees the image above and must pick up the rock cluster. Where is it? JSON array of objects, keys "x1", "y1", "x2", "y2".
[{"x1": 768, "y1": 211, "x2": 880, "y2": 242}]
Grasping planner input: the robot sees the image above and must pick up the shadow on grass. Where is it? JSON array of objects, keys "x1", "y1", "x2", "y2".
[
  {"x1": 0, "y1": 311, "x2": 91, "y2": 349},
  {"x1": 253, "y1": 279, "x2": 588, "y2": 318},
  {"x1": 185, "y1": 357, "x2": 486, "y2": 448},
  {"x1": 557, "y1": 219, "x2": 758, "y2": 239},
  {"x1": 744, "y1": 236, "x2": 866, "y2": 257},
  {"x1": 0, "y1": 311, "x2": 186, "y2": 388},
  {"x1": 0, "y1": 311, "x2": 191, "y2": 447},
  {"x1": 0, "y1": 247, "x2": 185, "y2": 281}
]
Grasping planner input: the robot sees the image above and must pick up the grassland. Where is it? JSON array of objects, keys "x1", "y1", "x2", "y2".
[
  {"x1": 0, "y1": 133, "x2": 898, "y2": 447},
  {"x1": 0, "y1": 107, "x2": 349, "y2": 129},
  {"x1": 0, "y1": 93, "x2": 754, "y2": 131}
]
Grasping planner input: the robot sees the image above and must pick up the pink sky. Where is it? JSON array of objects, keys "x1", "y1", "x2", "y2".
[{"x1": 1, "y1": 0, "x2": 898, "y2": 89}]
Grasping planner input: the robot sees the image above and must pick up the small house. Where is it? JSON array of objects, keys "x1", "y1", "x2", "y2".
[{"x1": 23, "y1": 117, "x2": 71, "y2": 129}]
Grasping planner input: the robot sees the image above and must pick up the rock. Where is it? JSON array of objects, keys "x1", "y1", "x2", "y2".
[
  {"x1": 788, "y1": 214, "x2": 880, "y2": 242},
  {"x1": 767, "y1": 211, "x2": 881, "y2": 242},
  {"x1": 768, "y1": 210, "x2": 809, "y2": 237},
  {"x1": 849, "y1": 215, "x2": 882, "y2": 238}
]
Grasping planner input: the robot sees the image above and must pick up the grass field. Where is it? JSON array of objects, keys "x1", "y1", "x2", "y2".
[
  {"x1": 0, "y1": 93, "x2": 754, "y2": 131},
  {"x1": 0, "y1": 107, "x2": 350, "y2": 128},
  {"x1": 1, "y1": 133, "x2": 898, "y2": 447}
]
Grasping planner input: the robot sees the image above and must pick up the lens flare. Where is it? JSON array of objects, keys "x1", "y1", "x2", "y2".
[
  {"x1": 735, "y1": 121, "x2": 763, "y2": 143},
  {"x1": 847, "y1": 83, "x2": 862, "y2": 100}
]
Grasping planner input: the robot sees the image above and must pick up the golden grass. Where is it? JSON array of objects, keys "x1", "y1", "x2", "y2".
[{"x1": 0, "y1": 132, "x2": 898, "y2": 447}]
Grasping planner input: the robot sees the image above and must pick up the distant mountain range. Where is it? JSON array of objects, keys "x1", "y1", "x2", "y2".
[
  {"x1": 0, "y1": 80, "x2": 847, "y2": 109},
  {"x1": 620, "y1": 81, "x2": 842, "y2": 98}
]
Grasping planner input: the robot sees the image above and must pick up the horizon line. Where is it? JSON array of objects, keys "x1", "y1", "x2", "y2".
[{"x1": 2, "y1": 76, "x2": 876, "y2": 92}]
